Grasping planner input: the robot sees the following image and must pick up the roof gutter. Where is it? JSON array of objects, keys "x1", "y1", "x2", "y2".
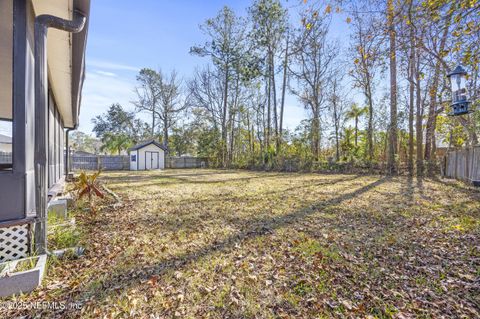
[
  {"x1": 34, "y1": 10, "x2": 86, "y2": 254},
  {"x1": 71, "y1": 0, "x2": 91, "y2": 129}
]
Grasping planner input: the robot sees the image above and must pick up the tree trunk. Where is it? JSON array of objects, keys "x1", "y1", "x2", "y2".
[
  {"x1": 366, "y1": 80, "x2": 374, "y2": 162},
  {"x1": 334, "y1": 112, "x2": 339, "y2": 161},
  {"x1": 424, "y1": 12, "x2": 451, "y2": 173},
  {"x1": 415, "y1": 53, "x2": 423, "y2": 176},
  {"x1": 229, "y1": 115, "x2": 235, "y2": 164},
  {"x1": 228, "y1": 78, "x2": 240, "y2": 165},
  {"x1": 246, "y1": 112, "x2": 253, "y2": 157},
  {"x1": 354, "y1": 116, "x2": 359, "y2": 147},
  {"x1": 163, "y1": 117, "x2": 169, "y2": 153},
  {"x1": 408, "y1": 29, "x2": 415, "y2": 176},
  {"x1": 279, "y1": 32, "x2": 289, "y2": 151},
  {"x1": 266, "y1": 66, "x2": 271, "y2": 152},
  {"x1": 312, "y1": 106, "x2": 320, "y2": 160},
  {"x1": 360, "y1": 44, "x2": 374, "y2": 163},
  {"x1": 151, "y1": 113, "x2": 156, "y2": 137},
  {"x1": 270, "y1": 50, "x2": 278, "y2": 151},
  {"x1": 332, "y1": 80, "x2": 340, "y2": 161},
  {"x1": 387, "y1": 0, "x2": 397, "y2": 175},
  {"x1": 222, "y1": 65, "x2": 229, "y2": 167}
]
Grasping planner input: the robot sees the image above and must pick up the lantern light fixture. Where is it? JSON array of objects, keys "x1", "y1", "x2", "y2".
[{"x1": 447, "y1": 65, "x2": 471, "y2": 116}]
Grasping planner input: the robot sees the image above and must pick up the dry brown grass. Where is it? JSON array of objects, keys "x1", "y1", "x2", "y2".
[{"x1": 3, "y1": 169, "x2": 480, "y2": 318}]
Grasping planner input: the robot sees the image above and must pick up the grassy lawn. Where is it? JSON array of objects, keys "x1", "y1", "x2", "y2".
[{"x1": 4, "y1": 169, "x2": 480, "y2": 318}]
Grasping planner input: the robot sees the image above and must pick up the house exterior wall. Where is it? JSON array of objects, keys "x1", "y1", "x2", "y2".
[
  {"x1": 0, "y1": 0, "x2": 67, "y2": 223},
  {"x1": 133, "y1": 145, "x2": 165, "y2": 170}
]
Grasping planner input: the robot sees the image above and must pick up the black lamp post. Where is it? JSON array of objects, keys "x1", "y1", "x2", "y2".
[{"x1": 447, "y1": 65, "x2": 471, "y2": 116}]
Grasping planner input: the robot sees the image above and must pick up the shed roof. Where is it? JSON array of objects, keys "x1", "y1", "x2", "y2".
[{"x1": 128, "y1": 140, "x2": 167, "y2": 151}]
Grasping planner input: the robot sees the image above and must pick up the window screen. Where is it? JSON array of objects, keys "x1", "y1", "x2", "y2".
[{"x1": 0, "y1": 0, "x2": 13, "y2": 170}]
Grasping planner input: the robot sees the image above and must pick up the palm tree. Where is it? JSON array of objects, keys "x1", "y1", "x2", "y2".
[
  {"x1": 346, "y1": 103, "x2": 368, "y2": 147},
  {"x1": 100, "y1": 132, "x2": 133, "y2": 155},
  {"x1": 341, "y1": 127, "x2": 355, "y2": 160}
]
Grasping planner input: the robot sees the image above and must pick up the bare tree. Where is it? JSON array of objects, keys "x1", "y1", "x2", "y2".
[
  {"x1": 188, "y1": 66, "x2": 225, "y2": 132},
  {"x1": 329, "y1": 78, "x2": 348, "y2": 161},
  {"x1": 290, "y1": 10, "x2": 337, "y2": 160},
  {"x1": 134, "y1": 68, "x2": 187, "y2": 151},
  {"x1": 191, "y1": 6, "x2": 247, "y2": 166},
  {"x1": 157, "y1": 69, "x2": 188, "y2": 152},
  {"x1": 348, "y1": 5, "x2": 383, "y2": 163},
  {"x1": 279, "y1": 29, "x2": 290, "y2": 150},
  {"x1": 133, "y1": 68, "x2": 161, "y2": 137},
  {"x1": 423, "y1": 7, "x2": 452, "y2": 172},
  {"x1": 248, "y1": 0, "x2": 288, "y2": 152}
]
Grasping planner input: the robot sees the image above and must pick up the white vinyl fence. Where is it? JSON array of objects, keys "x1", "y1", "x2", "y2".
[
  {"x1": 444, "y1": 146, "x2": 480, "y2": 183},
  {"x1": 71, "y1": 155, "x2": 130, "y2": 171},
  {"x1": 166, "y1": 156, "x2": 208, "y2": 169},
  {"x1": 0, "y1": 151, "x2": 12, "y2": 164},
  {"x1": 70, "y1": 155, "x2": 208, "y2": 171}
]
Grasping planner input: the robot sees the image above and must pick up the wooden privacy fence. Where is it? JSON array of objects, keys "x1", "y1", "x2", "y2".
[
  {"x1": 166, "y1": 156, "x2": 208, "y2": 169},
  {"x1": 444, "y1": 146, "x2": 480, "y2": 183},
  {"x1": 71, "y1": 155, "x2": 129, "y2": 171}
]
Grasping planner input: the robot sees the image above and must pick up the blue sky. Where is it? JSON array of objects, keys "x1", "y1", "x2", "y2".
[{"x1": 79, "y1": 0, "x2": 352, "y2": 134}]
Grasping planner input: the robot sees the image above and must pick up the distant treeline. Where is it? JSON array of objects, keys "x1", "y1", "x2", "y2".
[{"x1": 77, "y1": 0, "x2": 479, "y2": 176}]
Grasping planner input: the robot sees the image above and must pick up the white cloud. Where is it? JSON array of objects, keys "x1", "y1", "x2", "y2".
[
  {"x1": 87, "y1": 59, "x2": 140, "y2": 72},
  {"x1": 95, "y1": 70, "x2": 118, "y2": 77}
]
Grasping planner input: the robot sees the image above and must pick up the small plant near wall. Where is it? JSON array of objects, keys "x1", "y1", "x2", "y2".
[
  {"x1": 14, "y1": 256, "x2": 39, "y2": 272},
  {"x1": 74, "y1": 170, "x2": 105, "y2": 214}
]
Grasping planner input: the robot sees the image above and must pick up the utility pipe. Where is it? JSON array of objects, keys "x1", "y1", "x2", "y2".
[
  {"x1": 65, "y1": 128, "x2": 74, "y2": 177},
  {"x1": 34, "y1": 11, "x2": 86, "y2": 254}
]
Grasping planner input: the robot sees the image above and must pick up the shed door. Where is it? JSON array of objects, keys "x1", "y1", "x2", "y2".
[{"x1": 145, "y1": 151, "x2": 159, "y2": 170}]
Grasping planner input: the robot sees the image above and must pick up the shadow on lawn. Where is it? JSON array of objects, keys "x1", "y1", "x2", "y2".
[
  {"x1": 101, "y1": 169, "x2": 258, "y2": 184},
  {"x1": 400, "y1": 176, "x2": 430, "y2": 203},
  {"x1": 433, "y1": 177, "x2": 480, "y2": 200},
  {"x1": 78, "y1": 176, "x2": 388, "y2": 304},
  {"x1": 129, "y1": 174, "x2": 363, "y2": 210},
  {"x1": 108, "y1": 172, "x2": 287, "y2": 190},
  {"x1": 399, "y1": 175, "x2": 480, "y2": 203},
  {"x1": 120, "y1": 174, "x2": 365, "y2": 236}
]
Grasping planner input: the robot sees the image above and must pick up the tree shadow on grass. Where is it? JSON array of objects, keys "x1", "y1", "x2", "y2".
[
  {"x1": 432, "y1": 177, "x2": 480, "y2": 200},
  {"x1": 77, "y1": 176, "x2": 388, "y2": 304},
  {"x1": 123, "y1": 174, "x2": 365, "y2": 235},
  {"x1": 400, "y1": 176, "x2": 415, "y2": 204},
  {"x1": 399, "y1": 176, "x2": 431, "y2": 203},
  {"x1": 101, "y1": 169, "x2": 267, "y2": 184},
  {"x1": 128, "y1": 174, "x2": 363, "y2": 206},
  {"x1": 107, "y1": 172, "x2": 289, "y2": 191}
]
